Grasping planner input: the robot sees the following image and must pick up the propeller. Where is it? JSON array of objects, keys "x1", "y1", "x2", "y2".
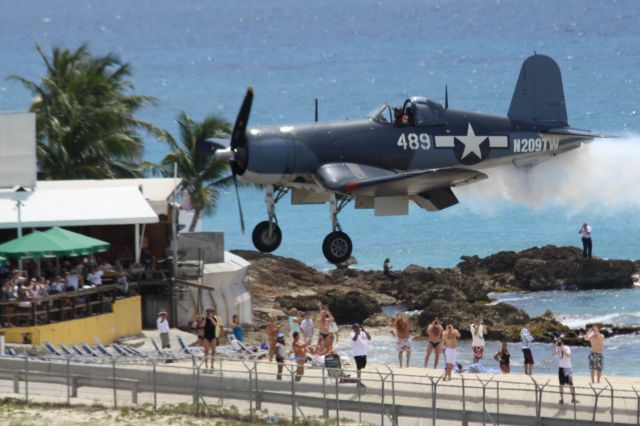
[{"x1": 211, "y1": 87, "x2": 254, "y2": 234}]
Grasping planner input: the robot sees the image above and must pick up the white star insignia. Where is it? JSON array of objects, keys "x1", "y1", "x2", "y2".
[{"x1": 456, "y1": 123, "x2": 487, "y2": 159}]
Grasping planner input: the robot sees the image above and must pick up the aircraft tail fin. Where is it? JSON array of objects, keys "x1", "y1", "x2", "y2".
[{"x1": 508, "y1": 54, "x2": 568, "y2": 128}]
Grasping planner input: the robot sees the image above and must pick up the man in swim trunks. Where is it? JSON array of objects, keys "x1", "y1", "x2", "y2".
[
  {"x1": 584, "y1": 324, "x2": 605, "y2": 383},
  {"x1": 392, "y1": 313, "x2": 411, "y2": 367},
  {"x1": 443, "y1": 324, "x2": 460, "y2": 381},
  {"x1": 425, "y1": 318, "x2": 444, "y2": 368},
  {"x1": 521, "y1": 321, "x2": 534, "y2": 375}
]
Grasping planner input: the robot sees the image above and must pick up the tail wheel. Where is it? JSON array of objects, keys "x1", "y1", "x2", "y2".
[
  {"x1": 252, "y1": 221, "x2": 282, "y2": 253},
  {"x1": 322, "y1": 231, "x2": 353, "y2": 264}
]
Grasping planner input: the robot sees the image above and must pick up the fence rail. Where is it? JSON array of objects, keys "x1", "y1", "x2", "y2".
[{"x1": 0, "y1": 354, "x2": 638, "y2": 425}]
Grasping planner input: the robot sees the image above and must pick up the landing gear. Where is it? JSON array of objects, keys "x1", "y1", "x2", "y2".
[
  {"x1": 322, "y1": 195, "x2": 353, "y2": 264},
  {"x1": 252, "y1": 185, "x2": 288, "y2": 253},
  {"x1": 252, "y1": 221, "x2": 282, "y2": 253}
]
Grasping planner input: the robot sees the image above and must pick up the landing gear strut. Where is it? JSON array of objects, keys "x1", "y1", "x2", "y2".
[
  {"x1": 322, "y1": 195, "x2": 353, "y2": 264},
  {"x1": 252, "y1": 185, "x2": 288, "y2": 253}
]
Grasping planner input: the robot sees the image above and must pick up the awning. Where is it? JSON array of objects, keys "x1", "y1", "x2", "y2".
[{"x1": 0, "y1": 186, "x2": 158, "y2": 229}]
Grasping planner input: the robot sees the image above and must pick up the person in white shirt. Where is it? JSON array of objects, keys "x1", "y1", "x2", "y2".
[
  {"x1": 300, "y1": 311, "x2": 315, "y2": 344},
  {"x1": 520, "y1": 322, "x2": 535, "y2": 375},
  {"x1": 470, "y1": 315, "x2": 486, "y2": 363},
  {"x1": 553, "y1": 338, "x2": 576, "y2": 404},
  {"x1": 351, "y1": 323, "x2": 371, "y2": 386},
  {"x1": 157, "y1": 309, "x2": 171, "y2": 348},
  {"x1": 86, "y1": 268, "x2": 103, "y2": 286},
  {"x1": 579, "y1": 223, "x2": 593, "y2": 258},
  {"x1": 66, "y1": 271, "x2": 80, "y2": 291}
]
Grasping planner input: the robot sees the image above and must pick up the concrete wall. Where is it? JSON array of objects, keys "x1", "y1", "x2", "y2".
[
  {"x1": 178, "y1": 232, "x2": 224, "y2": 264},
  {"x1": 3, "y1": 296, "x2": 142, "y2": 346}
]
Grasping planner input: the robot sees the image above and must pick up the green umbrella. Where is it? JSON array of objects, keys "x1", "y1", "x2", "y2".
[
  {"x1": 0, "y1": 231, "x2": 73, "y2": 259},
  {"x1": 0, "y1": 255, "x2": 7, "y2": 264},
  {"x1": 43, "y1": 227, "x2": 110, "y2": 255},
  {"x1": 0, "y1": 228, "x2": 110, "y2": 259}
]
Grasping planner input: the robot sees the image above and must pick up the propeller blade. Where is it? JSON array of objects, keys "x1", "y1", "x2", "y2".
[
  {"x1": 232, "y1": 170, "x2": 245, "y2": 234},
  {"x1": 231, "y1": 87, "x2": 254, "y2": 150}
]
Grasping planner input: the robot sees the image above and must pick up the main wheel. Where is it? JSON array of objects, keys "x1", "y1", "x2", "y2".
[
  {"x1": 252, "y1": 221, "x2": 282, "y2": 253},
  {"x1": 322, "y1": 231, "x2": 353, "y2": 264}
]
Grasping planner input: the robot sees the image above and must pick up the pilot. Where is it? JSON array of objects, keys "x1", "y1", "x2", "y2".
[
  {"x1": 393, "y1": 107, "x2": 404, "y2": 127},
  {"x1": 403, "y1": 107, "x2": 414, "y2": 126}
]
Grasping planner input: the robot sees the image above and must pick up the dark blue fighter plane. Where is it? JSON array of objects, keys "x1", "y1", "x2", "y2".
[{"x1": 204, "y1": 54, "x2": 604, "y2": 264}]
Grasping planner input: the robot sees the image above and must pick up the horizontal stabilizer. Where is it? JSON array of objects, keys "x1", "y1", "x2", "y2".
[
  {"x1": 509, "y1": 55, "x2": 568, "y2": 128},
  {"x1": 197, "y1": 138, "x2": 230, "y2": 154}
]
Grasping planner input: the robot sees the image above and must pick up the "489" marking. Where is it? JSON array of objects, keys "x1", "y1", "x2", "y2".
[{"x1": 397, "y1": 133, "x2": 431, "y2": 150}]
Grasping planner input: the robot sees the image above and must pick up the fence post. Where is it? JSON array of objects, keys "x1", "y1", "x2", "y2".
[
  {"x1": 476, "y1": 375, "x2": 494, "y2": 426},
  {"x1": 496, "y1": 380, "x2": 500, "y2": 425},
  {"x1": 241, "y1": 361, "x2": 254, "y2": 422},
  {"x1": 111, "y1": 358, "x2": 117, "y2": 408},
  {"x1": 254, "y1": 361, "x2": 261, "y2": 411},
  {"x1": 427, "y1": 373, "x2": 443, "y2": 426},
  {"x1": 194, "y1": 362, "x2": 202, "y2": 416},
  {"x1": 632, "y1": 386, "x2": 640, "y2": 426},
  {"x1": 322, "y1": 366, "x2": 328, "y2": 420},
  {"x1": 389, "y1": 368, "x2": 397, "y2": 426},
  {"x1": 24, "y1": 356, "x2": 29, "y2": 403},
  {"x1": 152, "y1": 360, "x2": 157, "y2": 411},
  {"x1": 13, "y1": 371, "x2": 19, "y2": 394},
  {"x1": 290, "y1": 365, "x2": 296, "y2": 425},
  {"x1": 605, "y1": 378, "x2": 614, "y2": 426},
  {"x1": 66, "y1": 355, "x2": 71, "y2": 404},
  {"x1": 589, "y1": 382, "x2": 606, "y2": 423}
]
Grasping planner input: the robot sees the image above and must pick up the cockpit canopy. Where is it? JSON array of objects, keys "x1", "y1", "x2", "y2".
[{"x1": 368, "y1": 97, "x2": 445, "y2": 127}]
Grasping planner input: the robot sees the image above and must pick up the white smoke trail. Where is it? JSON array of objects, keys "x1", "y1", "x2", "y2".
[{"x1": 455, "y1": 137, "x2": 640, "y2": 215}]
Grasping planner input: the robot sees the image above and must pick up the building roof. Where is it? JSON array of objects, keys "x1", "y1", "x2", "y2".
[
  {"x1": 0, "y1": 186, "x2": 158, "y2": 229},
  {"x1": 36, "y1": 178, "x2": 181, "y2": 215}
]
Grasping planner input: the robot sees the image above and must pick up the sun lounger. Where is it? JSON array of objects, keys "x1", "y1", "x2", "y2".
[
  {"x1": 123, "y1": 345, "x2": 144, "y2": 357},
  {"x1": 227, "y1": 334, "x2": 267, "y2": 360},
  {"x1": 111, "y1": 343, "x2": 129, "y2": 357},
  {"x1": 44, "y1": 341, "x2": 62, "y2": 357},
  {"x1": 324, "y1": 353, "x2": 356, "y2": 383},
  {"x1": 71, "y1": 345, "x2": 85, "y2": 356},
  {"x1": 6, "y1": 347, "x2": 17, "y2": 356},
  {"x1": 95, "y1": 343, "x2": 113, "y2": 357},
  {"x1": 80, "y1": 343, "x2": 98, "y2": 357},
  {"x1": 59, "y1": 344, "x2": 74, "y2": 357},
  {"x1": 177, "y1": 335, "x2": 203, "y2": 356}
]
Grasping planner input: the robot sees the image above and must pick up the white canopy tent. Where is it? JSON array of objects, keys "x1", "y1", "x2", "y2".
[{"x1": 0, "y1": 186, "x2": 158, "y2": 263}]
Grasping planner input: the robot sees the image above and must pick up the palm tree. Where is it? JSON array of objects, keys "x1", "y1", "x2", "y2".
[
  {"x1": 8, "y1": 44, "x2": 164, "y2": 179},
  {"x1": 162, "y1": 111, "x2": 233, "y2": 231}
]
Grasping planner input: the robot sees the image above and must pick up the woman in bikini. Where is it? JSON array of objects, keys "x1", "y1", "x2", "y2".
[
  {"x1": 494, "y1": 341, "x2": 511, "y2": 374},
  {"x1": 266, "y1": 313, "x2": 281, "y2": 362},
  {"x1": 425, "y1": 318, "x2": 444, "y2": 368}
]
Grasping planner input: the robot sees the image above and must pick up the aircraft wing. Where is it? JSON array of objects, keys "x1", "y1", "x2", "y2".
[{"x1": 314, "y1": 162, "x2": 487, "y2": 198}]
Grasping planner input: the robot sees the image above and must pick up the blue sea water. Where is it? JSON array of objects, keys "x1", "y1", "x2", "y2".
[{"x1": 1, "y1": 0, "x2": 639, "y2": 373}]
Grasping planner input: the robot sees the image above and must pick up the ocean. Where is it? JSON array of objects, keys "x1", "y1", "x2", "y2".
[{"x1": 1, "y1": 0, "x2": 639, "y2": 374}]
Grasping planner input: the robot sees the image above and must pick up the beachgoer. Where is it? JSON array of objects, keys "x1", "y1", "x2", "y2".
[
  {"x1": 470, "y1": 315, "x2": 487, "y2": 363},
  {"x1": 493, "y1": 341, "x2": 510, "y2": 374},
  {"x1": 520, "y1": 321, "x2": 534, "y2": 375},
  {"x1": 554, "y1": 338, "x2": 577, "y2": 404},
  {"x1": 300, "y1": 311, "x2": 315, "y2": 344},
  {"x1": 383, "y1": 258, "x2": 393, "y2": 278},
  {"x1": 443, "y1": 324, "x2": 461, "y2": 381},
  {"x1": 584, "y1": 324, "x2": 605, "y2": 383},
  {"x1": 425, "y1": 318, "x2": 444, "y2": 368},
  {"x1": 266, "y1": 313, "x2": 281, "y2": 362},
  {"x1": 292, "y1": 331, "x2": 308, "y2": 382},
  {"x1": 275, "y1": 333, "x2": 287, "y2": 380},
  {"x1": 157, "y1": 308, "x2": 171, "y2": 349},
  {"x1": 317, "y1": 305, "x2": 335, "y2": 345},
  {"x1": 579, "y1": 223, "x2": 593, "y2": 258},
  {"x1": 288, "y1": 308, "x2": 302, "y2": 339},
  {"x1": 232, "y1": 314, "x2": 244, "y2": 342},
  {"x1": 351, "y1": 323, "x2": 371, "y2": 386},
  {"x1": 200, "y1": 307, "x2": 223, "y2": 368},
  {"x1": 392, "y1": 313, "x2": 411, "y2": 367}
]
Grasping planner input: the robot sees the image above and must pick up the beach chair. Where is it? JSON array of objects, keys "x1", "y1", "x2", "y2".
[
  {"x1": 111, "y1": 343, "x2": 130, "y2": 357},
  {"x1": 324, "y1": 353, "x2": 356, "y2": 384},
  {"x1": 123, "y1": 345, "x2": 144, "y2": 357},
  {"x1": 6, "y1": 347, "x2": 17, "y2": 356},
  {"x1": 59, "y1": 344, "x2": 74, "y2": 357},
  {"x1": 227, "y1": 334, "x2": 267, "y2": 360},
  {"x1": 71, "y1": 345, "x2": 85, "y2": 356},
  {"x1": 80, "y1": 342, "x2": 99, "y2": 357},
  {"x1": 95, "y1": 343, "x2": 113, "y2": 357},
  {"x1": 151, "y1": 337, "x2": 164, "y2": 355},
  {"x1": 177, "y1": 335, "x2": 203, "y2": 356},
  {"x1": 44, "y1": 341, "x2": 62, "y2": 357}
]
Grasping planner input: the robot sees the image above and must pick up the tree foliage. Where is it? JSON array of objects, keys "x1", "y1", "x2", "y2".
[{"x1": 9, "y1": 44, "x2": 163, "y2": 179}]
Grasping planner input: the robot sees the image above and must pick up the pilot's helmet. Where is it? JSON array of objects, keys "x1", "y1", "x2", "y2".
[{"x1": 393, "y1": 107, "x2": 402, "y2": 115}]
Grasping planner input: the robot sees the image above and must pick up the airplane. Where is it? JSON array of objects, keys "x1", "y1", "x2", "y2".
[{"x1": 202, "y1": 54, "x2": 604, "y2": 264}]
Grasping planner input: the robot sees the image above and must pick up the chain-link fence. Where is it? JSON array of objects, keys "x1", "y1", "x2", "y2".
[{"x1": 0, "y1": 353, "x2": 638, "y2": 425}]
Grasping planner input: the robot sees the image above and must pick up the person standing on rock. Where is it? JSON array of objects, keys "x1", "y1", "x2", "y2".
[
  {"x1": 521, "y1": 321, "x2": 535, "y2": 375},
  {"x1": 579, "y1": 223, "x2": 593, "y2": 258},
  {"x1": 392, "y1": 313, "x2": 412, "y2": 367},
  {"x1": 443, "y1": 324, "x2": 461, "y2": 381},
  {"x1": 584, "y1": 324, "x2": 605, "y2": 383},
  {"x1": 351, "y1": 323, "x2": 371, "y2": 386},
  {"x1": 470, "y1": 315, "x2": 487, "y2": 363},
  {"x1": 424, "y1": 318, "x2": 444, "y2": 368},
  {"x1": 267, "y1": 313, "x2": 281, "y2": 362}
]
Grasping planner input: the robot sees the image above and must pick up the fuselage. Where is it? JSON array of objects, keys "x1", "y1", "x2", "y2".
[{"x1": 239, "y1": 98, "x2": 590, "y2": 191}]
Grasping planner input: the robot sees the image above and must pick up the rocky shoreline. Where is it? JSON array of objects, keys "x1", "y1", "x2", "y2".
[{"x1": 234, "y1": 245, "x2": 640, "y2": 346}]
